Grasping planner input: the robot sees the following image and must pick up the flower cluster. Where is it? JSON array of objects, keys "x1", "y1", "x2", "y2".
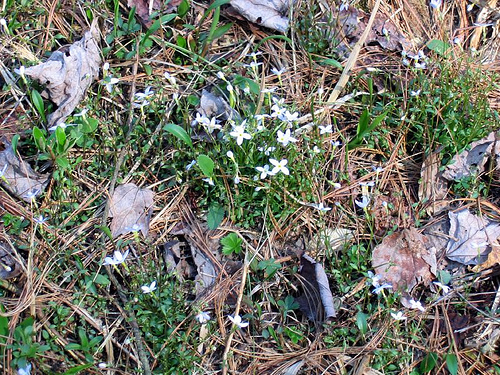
[{"x1": 402, "y1": 49, "x2": 428, "y2": 70}]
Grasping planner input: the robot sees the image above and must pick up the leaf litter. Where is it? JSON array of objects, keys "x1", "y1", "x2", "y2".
[
  {"x1": 23, "y1": 22, "x2": 101, "y2": 127},
  {"x1": 229, "y1": 0, "x2": 292, "y2": 33},
  {"x1": 0, "y1": 137, "x2": 49, "y2": 202},
  {"x1": 109, "y1": 183, "x2": 154, "y2": 238}
]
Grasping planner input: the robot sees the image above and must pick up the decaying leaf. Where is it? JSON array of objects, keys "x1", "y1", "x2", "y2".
[
  {"x1": 372, "y1": 227, "x2": 435, "y2": 292},
  {"x1": 446, "y1": 209, "x2": 500, "y2": 265},
  {"x1": 24, "y1": 22, "x2": 101, "y2": 127},
  {"x1": 418, "y1": 151, "x2": 449, "y2": 215},
  {"x1": 199, "y1": 89, "x2": 237, "y2": 122},
  {"x1": 423, "y1": 217, "x2": 450, "y2": 258},
  {"x1": 229, "y1": 0, "x2": 291, "y2": 33},
  {"x1": 474, "y1": 242, "x2": 500, "y2": 271},
  {"x1": 308, "y1": 228, "x2": 353, "y2": 256},
  {"x1": 296, "y1": 253, "x2": 336, "y2": 321},
  {"x1": 127, "y1": 0, "x2": 181, "y2": 27},
  {"x1": 442, "y1": 132, "x2": 497, "y2": 181},
  {"x1": 109, "y1": 183, "x2": 154, "y2": 238},
  {"x1": 0, "y1": 137, "x2": 49, "y2": 202},
  {"x1": 281, "y1": 360, "x2": 305, "y2": 375},
  {"x1": 0, "y1": 241, "x2": 21, "y2": 280}
]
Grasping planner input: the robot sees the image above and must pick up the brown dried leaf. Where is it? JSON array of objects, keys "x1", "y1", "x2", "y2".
[
  {"x1": 127, "y1": 0, "x2": 181, "y2": 27},
  {"x1": 199, "y1": 89, "x2": 237, "y2": 121},
  {"x1": 229, "y1": 0, "x2": 291, "y2": 33},
  {"x1": 297, "y1": 254, "x2": 336, "y2": 322},
  {"x1": 372, "y1": 227, "x2": 435, "y2": 292},
  {"x1": 109, "y1": 183, "x2": 154, "y2": 238},
  {"x1": 24, "y1": 23, "x2": 101, "y2": 127},
  {"x1": 475, "y1": 242, "x2": 500, "y2": 271},
  {"x1": 418, "y1": 151, "x2": 449, "y2": 215},
  {"x1": 442, "y1": 132, "x2": 497, "y2": 181},
  {"x1": 0, "y1": 137, "x2": 49, "y2": 202},
  {"x1": 446, "y1": 209, "x2": 500, "y2": 265}
]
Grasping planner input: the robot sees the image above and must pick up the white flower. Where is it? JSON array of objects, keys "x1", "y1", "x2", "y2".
[
  {"x1": 196, "y1": 311, "x2": 211, "y2": 324},
  {"x1": 340, "y1": 0, "x2": 349, "y2": 11},
  {"x1": 227, "y1": 83, "x2": 234, "y2": 92},
  {"x1": 360, "y1": 181, "x2": 375, "y2": 187},
  {"x1": 355, "y1": 195, "x2": 370, "y2": 209},
  {"x1": 313, "y1": 146, "x2": 321, "y2": 153},
  {"x1": 34, "y1": 215, "x2": 48, "y2": 225},
  {"x1": 103, "y1": 62, "x2": 110, "y2": 71},
  {"x1": 204, "y1": 117, "x2": 222, "y2": 134},
  {"x1": 271, "y1": 104, "x2": 287, "y2": 120},
  {"x1": 104, "y1": 77, "x2": 119, "y2": 93},
  {"x1": 430, "y1": 0, "x2": 441, "y2": 8},
  {"x1": 247, "y1": 51, "x2": 262, "y2": 58},
  {"x1": 330, "y1": 140, "x2": 341, "y2": 148},
  {"x1": 270, "y1": 158, "x2": 289, "y2": 175},
  {"x1": 367, "y1": 271, "x2": 382, "y2": 288},
  {"x1": 202, "y1": 177, "x2": 215, "y2": 186},
  {"x1": 186, "y1": 160, "x2": 197, "y2": 171},
  {"x1": 243, "y1": 86, "x2": 250, "y2": 94},
  {"x1": 103, "y1": 249, "x2": 130, "y2": 266},
  {"x1": 311, "y1": 202, "x2": 332, "y2": 212},
  {"x1": 23, "y1": 189, "x2": 40, "y2": 201},
  {"x1": 276, "y1": 129, "x2": 298, "y2": 147},
  {"x1": 261, "y1": 87, "x2": 277, "y2": 93},
  {"x1": 372, "y1": 166, "x2": 384, "y2": 173},
  {"x1": 141, "y1": 281, "x2": 157, "y2": 293},
  {"x1": 402, "y1": 58, "x2": 410, "y2": 66},
  {"x1": 382, "y1": 27, "x2": 389, "y2": 37},
  {"x1": 258, "y1": 145, "x2": 275, "y2": 155},
  {"x1": 18, "y1": 65, "x2": 25, "y2": 78},
  {"x1": 229, "y1": 125, "x2": 252, "y2": 145},
  {"x1": 453, "y1": 37, "x2": 460, "y2": 44},
  {"x1": 226, "y1": 151, "x2": 234, "y2": 159},
  {"x1": 409, "y1": 299, "x2": 425, "y2": 312},
  {"x1": 285, "y1": 111, "x2": 299, "y2": 122},
  {"x1": 98, "y1": 363, "x2": 107, "y2": 369},
  {"x1": 271, "y1": 67, "x2": 286, "y2": 76},
  {"x1": 410, "y1": 89, "x2": 421, "y2": 97},
  {"x1": 216, "y1": 71, "x2": 225, "y2": 79},
  {"x1": 390, "y1": 311, "x2": 407, "y2": 321},
  {"x1": 173, "y1": 92, "x2": 179, "y2": 100},
  {"x1": 192, "y1": 112, "x2": 210, "y2": 127},
  {"x1": 317, "y1": 87, "x2": 324, "y2": 95},
  {"x1": 332, "y1": 182, "x2": 341, "y2": 189},
  {"x1": 73, "y1": 108, "x2": 89, "y2": 117},
  {"x1": 319, "y1": 125, "x2": 333, "y2": 134},
  {"x1": 245, "y1": 61, "x2": 262, "y2": 69},
  {"x1": 418, "y1": 50, "x2": 426, "y2": 59},
  {"x1": 17, "y1": 363, "x2": 31, "y2": 375},
  {"x1": 467, "y1": 3, "x2": 473, "y2": 11},
  {"x1": 164, "y1": 72, "x2": 177, "y2": 86},
  {"x1": 48, "y1": 122, "x2": 76, "y2": 132},
  {"x1": 134, "y1": 86, "x2": 155, "y2": 102},
  {"x1": 0, "y1": 18, "x2": 7, "y2": 29},
  {"x1": 415, "y1": 61, "x2": 426, "y2": 69},
  {"x1": 228, "y1": 314, "x2": 249, "y2": 328},
  {"x1": 256, "y1": 165, "x2": 272, "y2": 179},
  {"x1": 373, "y1": 283, "x2": 393, "y2": 294},
  {"x1": 234, "y1": 176, "x2": 240, "y2": 184},
  {"x1": 433, "y1": 281, "x2": 451, "y2": 294}
]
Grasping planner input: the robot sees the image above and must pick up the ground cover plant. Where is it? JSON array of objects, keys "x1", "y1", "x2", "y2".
[{"x1": 1, "y1": 0, "x2": 500, "y2": 374}]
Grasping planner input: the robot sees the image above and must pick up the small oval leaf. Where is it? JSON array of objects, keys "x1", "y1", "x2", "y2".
[
  {"x1": 197, "y1": 154, "x2": 214, "y2": 177},
  {"x1": 164, "y1": 123, "x2": 192, "y2": 147}
]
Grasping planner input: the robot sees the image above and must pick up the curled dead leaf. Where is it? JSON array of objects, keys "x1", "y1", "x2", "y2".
[
  {"x1": 109, "y1": 183, "x2": 154, "y2": 238},
  {"x1": 24, "y1": 22, "x2": 101, "y2": 127},
  {"x1": 372, "y1": 227, "x2": 435, "y2": 292},
  {"x1": 0, "y1": 137, "x2": 49, "y2": 202},
  {"x1": 229, "y1": 0, "x2": 291, "y2": 33}
]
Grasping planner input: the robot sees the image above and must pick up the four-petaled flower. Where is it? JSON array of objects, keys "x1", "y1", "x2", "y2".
[
  {"x1": 228, "y1": 314, "x2": 249, "y2": 328},
  {"x1": 270, "y1": 158, "x2": 289, "y2": 175},
  {"x1": 408, "y1": 299, "x2": 425, "y2": 312},
  {"x1": 433, "y1": 281, "x2": 451, "y2": 294},
  {"x1": 311, "y1": 202, "x2": 332, "y2": 212},
  {"x1": 410, "y1": 89, "x2": 421, "y2": 97},
  {"x1": 34, "y1": 215, "x2": 48, "y2": 225},
  {"x1": 17, "y1": 363, "x2": 32, "y2": 375},
  {"x1": 390, "y1": 311, "x2": 407, "y2": 321},
  {"x1": 103, "y1": 249, "x2": 130, "y2": 266},
  {"x1": 271, "y1": 67, "x2": 286, "y2": 77},
  {"x1": 23, "y1": 189, "x2": 40, "y2": 201},
  {"x1": 204, "y1": 117, "x2": 222, "y2": 134},
  {"x1": 134, "y1": 86, "x2": 154, "y2": 102},
  {"x1": 319, "y1": 125, "x2": 333, "y2": 134},
  {"x1": 103, "y1": 77, "x2": 120, "y2": 93},
  {"x1": 367, "y1": 271, "x2": 381, "y2": 288},
  {"x1": 192, "y1": 112, "x2": 210, "y2": 126},
  {"x1": 355, "y1": 195, "x2": 370, "y2": 209},
  {"x1": 276, "y1": 129, "x2": 297, "y2": 147},
  {"x1": 186, "y1": 160, "x2": 197, "y2": 171},
  {"x1": 141, "y1": 281, "x2": 157, "y2": 293},
  {"x1": 256, "y1": 165, "x2": 272, "y2": 179},
  {"x1": 202, "y1": 177, "x2": 215, "y2": 186},
  {"x1": 229, "y1": 124, "x2": 252, "y2": 146},
  {"x1": 429, "y1": 0, "x2": 442, "y2": 8},
  {"x1": 373, "y1": 283, "x2": 393, "y2": 294},
  {"x1": 196, "y1": 311, "x2": 211, "y2": 324}
]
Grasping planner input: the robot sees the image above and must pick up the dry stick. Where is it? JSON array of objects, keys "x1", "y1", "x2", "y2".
[
  {"x1": 221, "y1": 251, "x2": 250, "y2": 375},
  {"x1": 319, "y1": 0, "x2": 382, "y2": 124},
  {"x1": 100, "y1": 40, "x2": 152, "y2": 375}
]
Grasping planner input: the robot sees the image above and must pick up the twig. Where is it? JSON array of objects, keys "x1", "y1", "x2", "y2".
[
  {"x1": 221, "y1": 249, "x2": 250, "y2": 375},
  {"x1": 319, "y1": 0, "x2": 382, "y2": 123}
]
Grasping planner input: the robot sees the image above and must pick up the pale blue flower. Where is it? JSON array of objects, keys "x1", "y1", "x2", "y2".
[
  {"x1": 103, "y1": 249, "x2": 129, "y2": 266},
  {"x1": 141, "y1": 281, "x2": 157, "y2": 293},
  {"x1": 228, "y1": 314, "x2": 249, "y2": 328}
]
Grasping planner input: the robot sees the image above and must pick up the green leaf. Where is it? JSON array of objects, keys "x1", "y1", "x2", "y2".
[
  {"x1": 65, "y1": 343, "x2": 82, "y2": 351},
  {"x1": 11, "y1": 134, "x2": 20, "y2": 154},
  {"x1": 55, "y1": 125, "x2": 66, "y2": 147},
  {"x1": 319, "y1": 58, "x2": 343, "y2": 69},
  {"x1": 94, "y1": 274, "x2": 110, "y2": 285},
  {"x1": 88, "y1": 336, "x2": 103, "y2": 348},
  {"x1": 32, "y1": 126, "x2": 46, "y2": 151},
  {"x1": 207, "y1": 0, "x2": 231, "y2": 13},
  {"x1": 212, "y1": 23, "x2": 232, "y2": 40},
  {"x1": 356, "y1": 311, "x2": 368, "y2": 335},
  {"x1": 81, "y1": 118, "x2": 98, "y2": 133},
  {"x1": 163, "y1": 123, "x2": 193, "y2": 147},
  {"x1": 426, "y1": 39, "x2": 451, "y2": 56},
  {"x1": 233, "y1": 75, "x2": 260, "y2": 95},
  {"x1": 445, "y1": 354, "x2": 458, "y2": 375},
  {"x1": 221, "y1": 232, "x2": 242, "y2": 255},
  {"x1": 56, "y1": 156, "x2": 70, "y2": 169},
  {"x1": 197, "y1": 154, "x2": 214, "y2": 177},
  {"x1": 78, "y1": 328, "x2": 89, "y2": 347},
  {"x1": 178, "y1": 0, "x2": 190, "y2": 17},
  {"x1": 30, "y1": 89, "x2": 46, "y2": 123},
  {"x1": 420, "y1": 352, "x2": 438, "y2": 373},
  {"x1": 207, "y1": 203, "x2": 224, "y2": 230},
  {"x1": 62, "y1": 364, "x2": 94, "y2": 375},
  {"x1": 357, "y1": 109, "x2": 370, "y2": 135}
]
